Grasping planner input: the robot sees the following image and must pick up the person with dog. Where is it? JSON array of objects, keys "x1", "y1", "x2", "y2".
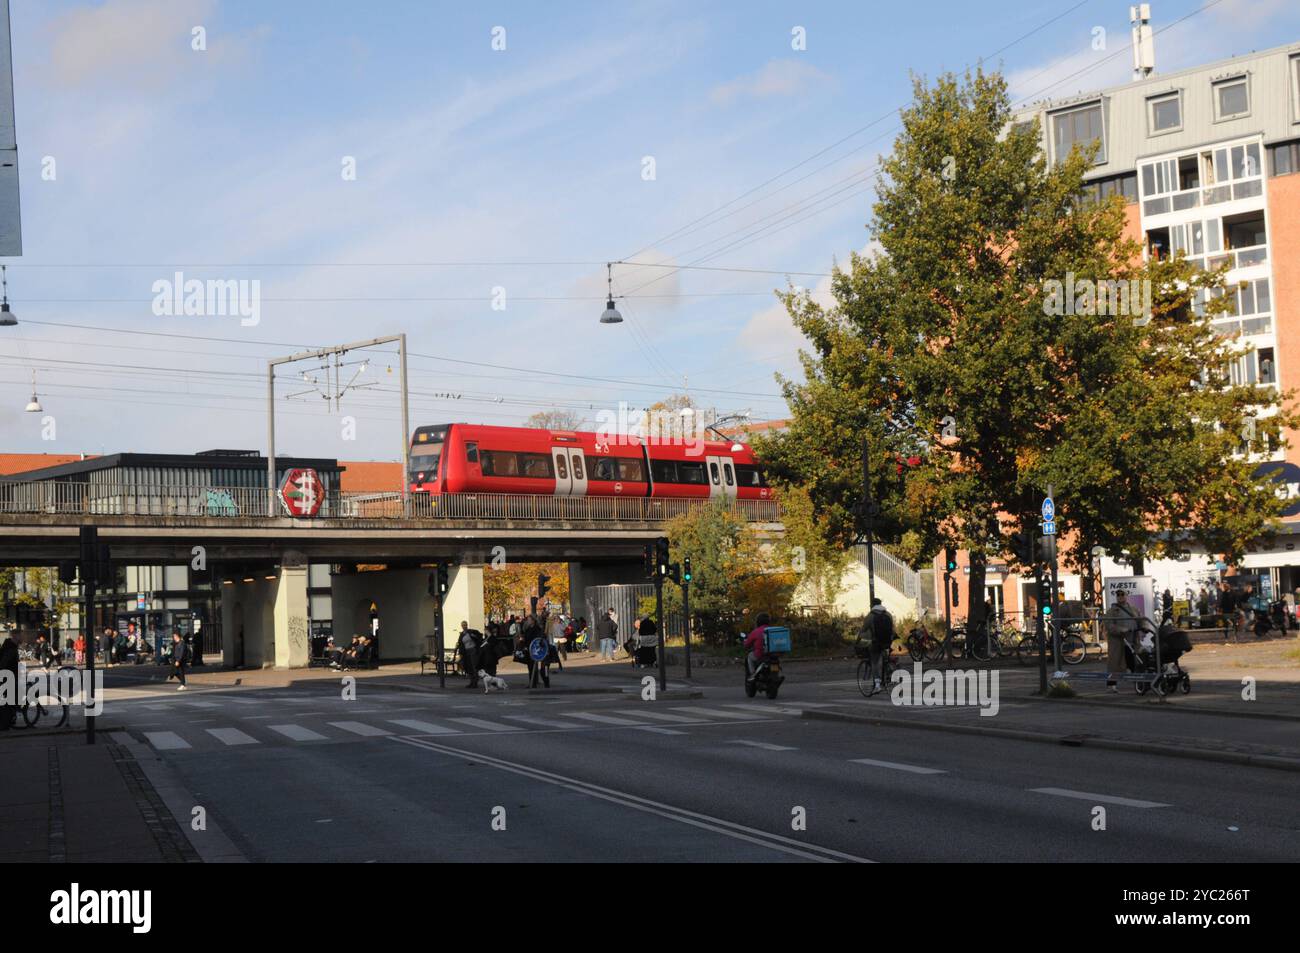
[{"x1": 457, "y1": 621, "x2": 484, "y2": 689}]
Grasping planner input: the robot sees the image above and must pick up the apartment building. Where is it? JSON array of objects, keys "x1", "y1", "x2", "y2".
[{"x1": 940, "y1": 39, "x2": 1300, "y2": 618}]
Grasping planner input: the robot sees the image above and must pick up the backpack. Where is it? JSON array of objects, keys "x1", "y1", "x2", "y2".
[{"x1": 867, "y1": 610, "x2": 895, "y2": 646}]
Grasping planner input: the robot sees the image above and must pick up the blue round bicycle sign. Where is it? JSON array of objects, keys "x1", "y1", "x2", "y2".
[
  {"x1": 528, "y1": 637, "x2": 548, "y2": 661},
  {"x1": 1041, "y1": 497, "x2": 1055, "y2": 522}
]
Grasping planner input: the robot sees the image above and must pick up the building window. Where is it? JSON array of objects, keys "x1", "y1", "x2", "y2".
[
  {"x1": 1268, "y1": 140, "x2": 1300, "y2": 177},
  {"x1": 1148, "y1": 91, "x2": 1181, "y2": 134},
  {"x1": 1214, "y1": 76, "x2": 1250, "y2": 120},
  {"x1": 1259, "y1": 348, "x2": 1276, "y2": 386},
  {"x1": 1051, "y1": 101, "x2": 1105, "y2": 164}
]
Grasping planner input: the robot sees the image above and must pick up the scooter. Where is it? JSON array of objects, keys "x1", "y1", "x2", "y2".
[{"x1": 741, "y1": 634, "x2": 785, "y2": 700}]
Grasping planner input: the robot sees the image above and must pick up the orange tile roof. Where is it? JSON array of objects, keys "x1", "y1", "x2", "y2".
[
  {"x1": 339, "y1": 460, "x2": 403, "y2": 493},
  {"x1": 0, "y1": 453, "x2": 96, "y2": 476}
]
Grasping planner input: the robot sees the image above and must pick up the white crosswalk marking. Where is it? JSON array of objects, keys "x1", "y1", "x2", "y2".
[
  {"x1": 631, "y1": 711, "x2": 701, "y2": 723},
  {"x1": 143, "y1": 731, "x2": 191, "y2": 750},
  {"x1": 500, "y1": 714, "x2": 583, "y2": 728},
  {"x1": 561, "y1": 712, "x2": 649, "y2": 727},
  {"x1": 206, "y1": 728, "x2": 260, "y2": 746},
  {"x1": 446, "y1": 717, "x2": 522, "y2": 732},
  {"x1": 1030, "y1": 787, "x2": 1170, "y2": 809},
  {"x1": 389, "y1": 719, "x2": 460, "y2": 735},
  {"x1": 721, "y1": 703, "x2": 803, "y2": 716},
  {"x1": 672, "y1": 706, "x2": 766, "y2": 720},
  {"x1": 636, "y1": 726, "x2": 685, "y2": 735},
  {"x1": 269, "y1": 724, "x2": 328, "y2": 742},
  {"x1": 849, "y1": 758, "x2": 945, "y2": 775},
  {"x1": 329, "y1": 721, "x2": 392, "y2": 737},
  {"x1": 730, "y1": 740, "x2": 796, "y2": 751}
]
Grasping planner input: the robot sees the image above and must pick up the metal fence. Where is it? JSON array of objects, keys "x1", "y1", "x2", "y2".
[{"x1": 0, "y1": 481, "x2": 782, "y2": 524}]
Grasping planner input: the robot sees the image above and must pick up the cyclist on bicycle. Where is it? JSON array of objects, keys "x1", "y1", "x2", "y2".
[{"x1": 860, "y1": 598, "x2": 895, "y2": 692}]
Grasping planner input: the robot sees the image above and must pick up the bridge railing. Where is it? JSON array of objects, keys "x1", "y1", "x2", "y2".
[{"x1": 0, "y1": 481, "x2": 782, "y2": 523}]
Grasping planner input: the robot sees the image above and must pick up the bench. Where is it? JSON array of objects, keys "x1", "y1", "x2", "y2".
[{"x1": 420, "y1": 642, "x2": 460, "y2": 676}]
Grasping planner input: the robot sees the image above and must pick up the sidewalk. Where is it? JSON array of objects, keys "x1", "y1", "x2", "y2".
[{"x1": 0, "y1": 729, "x2": 199, "y2": 863}]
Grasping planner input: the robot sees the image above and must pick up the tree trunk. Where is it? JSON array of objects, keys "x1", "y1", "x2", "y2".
[{"x1": 1130, "y1": 552, "x2": 1145, "y2": 575}]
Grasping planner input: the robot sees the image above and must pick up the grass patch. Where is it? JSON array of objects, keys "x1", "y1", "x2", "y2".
[{"x1": 1046, "y1": 680, "x2": 1077, "y2": 699}]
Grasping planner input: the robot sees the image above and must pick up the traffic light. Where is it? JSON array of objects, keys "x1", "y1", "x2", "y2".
[
  {"x1": 655, "y1": 537, "x2": 670, "y2": 579},
  {"x1": 58, "y1": 560, "x2": 78, "y2": 585},
  {"x1": 682, "y1": 557, "x2": 692, "y2": 583},
  {"x1": 951, "y1": 578, "x2": 960, "y2": 606},
  {"x1": 643, "y1": 544, "x2": 656, "y2": 579},
  {"x1": 1038, "y1": 577, "x2": 1054, "y2": 617},
  {"x1": 1009, "y1": 531, "x2": 1034, "y2": 565},
  {"x1": 666, "y1": 563, "x2": 681, "y2": 585},
  {"x1": 538, "y1": 571, "x2": 552, "y2": 601},
  {"x1": 944, "y1": 546, "x2": 958, "y2": 574},
  {"x1": 435, "y1": 564, "x2": 449, "y2": 596}
]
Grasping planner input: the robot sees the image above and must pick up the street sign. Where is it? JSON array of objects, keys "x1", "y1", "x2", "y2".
[
  {"x1": 1042, "y1": 520, "x2": 1056, "y2": 536},
  {"x1": 1041, "y1": 497, "x2": 1055, "y2": 522},
  {"x1": 277, "y1": 468, "x2": 325, "y2": 517},
  {"x1": 528, "y1": 637, "x2": 548, "y2": 662}
]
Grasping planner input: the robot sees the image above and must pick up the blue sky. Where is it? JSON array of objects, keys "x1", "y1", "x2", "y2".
[{"x1": 2, "y1": 0, "x2": 1298, "y2": 461}]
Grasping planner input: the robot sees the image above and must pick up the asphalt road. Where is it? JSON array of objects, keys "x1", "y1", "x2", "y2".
[{"x1": 99, "y1": 672, "x2": 1300, "y2": 862}]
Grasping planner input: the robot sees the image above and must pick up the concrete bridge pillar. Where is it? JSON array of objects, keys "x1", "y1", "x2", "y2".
[
  {"x1": 218, "y1": 553, "x2": 309, "y2": 669},
  {"x1": 568, "y1": 559, "x2": 650, "y2": 620}
]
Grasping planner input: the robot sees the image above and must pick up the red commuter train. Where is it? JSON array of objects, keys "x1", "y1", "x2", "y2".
[{"x1": 408, "y1": 423, "x2": 771, "y2": 500}]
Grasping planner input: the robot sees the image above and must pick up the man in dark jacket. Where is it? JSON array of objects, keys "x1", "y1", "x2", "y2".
[
  {"x1": 860, "y1": 599, "x2": 895, "y2": 692},
  {"x1": 457, "y1": 621, "x2": 484, "y2": 688},
  {"x1": 1, "y1": 630, "x2": 21, "y2": 728}
]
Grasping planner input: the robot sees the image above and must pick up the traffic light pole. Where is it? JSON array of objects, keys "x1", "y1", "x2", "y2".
[
  {"x1": 434, "y1": 565, "x2": 446, "y2": 690},
  {"x1": 1035, "y1": 556, "x2": 1048, "y2": 695},
  {"x1": 79, "y1": 526, "x2": 97, "y2": 745},
  {"x1": 655, "y1": 569, "x2": 666, "y2": 693},
  {"x1": 682, "y1": 579, "x2": 691, "y2": 680}
]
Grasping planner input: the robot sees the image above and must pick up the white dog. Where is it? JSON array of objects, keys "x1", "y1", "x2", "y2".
[{"x1": 479, "y1": 670, "x2": 508, "y2": 693}]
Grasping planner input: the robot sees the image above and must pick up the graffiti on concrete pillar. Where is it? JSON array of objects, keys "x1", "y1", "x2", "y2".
[{"x1": 288, "y1": 615, "x2": 308, "y2": 653}]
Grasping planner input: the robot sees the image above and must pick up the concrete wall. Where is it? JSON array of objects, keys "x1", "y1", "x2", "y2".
[
  {"x1": 219, "y1": 562, "x2": 310, "y2": 669},
  {"x1": 828, "y1": 560, "x2": 916, "y2": 623},
  {"x1": 568, "y1": 559, "x2": 648, "y2": 621}
]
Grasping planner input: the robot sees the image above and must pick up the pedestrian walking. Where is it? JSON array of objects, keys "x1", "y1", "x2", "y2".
[
  {"x1": 1105, "y1": 589, "x2": 1140, "y2": 692},
  {"x1": 74, "y1": 634, "x2": 85, "y2": 666},
  {"x1": 457, "y1": 621, "x2": 483, "y2": 689},
  {"x1": 523, "y1": 614, "x2": 550, "y2": 688},
  {"x1": 167, "y1": 629, "x2": 189, "y2": 691}
]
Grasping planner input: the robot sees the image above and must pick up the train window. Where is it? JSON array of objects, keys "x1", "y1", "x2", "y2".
[
  {"x1": 618, "y1": 458, "x2": 646, "y2": 482},
  {"x1": 465, "y1": 441, "x2": 479, "y2": 464},
  {"x1": 735, "y1": 465, "x2": 766, "y2": 487},
  {"x1": 709, "y1": 462, "x2": 720, "y2": 485},
  {"x1": 480, "y1": 450, "x2": 519, "y2": 477},
  {"x1": 678, "y1": 461, "x2": 707, "y2": 485},
  {"x1": 519, "y1": 453, "x2": 553, "y2": 479},
  {"x1": 723, "y1": 462, "x2": 735, "y2": 486},
  {"x1": 591, "y1": 457, "x2": 617, "y2": 481},
  {"x1": 555, "y1": 454, "x2": 568, "y2": 479},
  {"x1": 571, "y1": 455, "x2": 584, "y2": 480},
  {"x1": 650, "y1": 459, "x2": 676, "y2": 484}
]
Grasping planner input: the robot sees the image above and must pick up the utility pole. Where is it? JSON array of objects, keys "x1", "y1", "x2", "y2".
[
  {"x1": 857, "y1": 439, "x2": 878, "y2": 605},
  {"x1": 431, "y1": 564, "x2": 448, "y2": 689},
  {"x1": 79, "y1": 527, "x2": 99, "y2": 745},
  {"x1": 681, "y1": 557, "x2": 692, "y2": 680},
  {"x1": 655, "y1": 537, "x2": 668, "y2": 693}
]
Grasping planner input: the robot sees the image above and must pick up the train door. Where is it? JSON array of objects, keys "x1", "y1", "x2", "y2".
[
  {"x1": 568, "y1": 449, "x2": 589, "y2": 496},
  {"x1": 551, "y1": 447, "x2": 573, "y2": 496},
  {"x1": 705, "y1": 455, "x2": 726, "y2": 500},
  {"x1": 719, "y1": 457, "x2": 738, "y2": 502}
]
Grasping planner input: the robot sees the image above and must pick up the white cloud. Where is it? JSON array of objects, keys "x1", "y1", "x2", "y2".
[{"x1": 709, "y1": 59, "x2": 833, "y2": 107}]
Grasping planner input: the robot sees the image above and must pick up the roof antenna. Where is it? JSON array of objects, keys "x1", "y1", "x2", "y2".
[{"x1": 1131, "y1": 4, "x2": 1155, "y2": 80}]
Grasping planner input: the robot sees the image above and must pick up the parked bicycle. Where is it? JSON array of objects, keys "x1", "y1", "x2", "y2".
[
  {"x1": 19, "y1": 666, "x2": 74, "y2": 729},
  {"x1": 1015, "y1": 622, "x2": 1087, "y2": 665},
  {"x1": 902, "y1": 609, "x2": 945, "y2": 662}
]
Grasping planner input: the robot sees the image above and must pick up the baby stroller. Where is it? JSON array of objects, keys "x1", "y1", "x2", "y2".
[{"x1": 1129, "y1": 619, "x2": 1193, "y2": 696}]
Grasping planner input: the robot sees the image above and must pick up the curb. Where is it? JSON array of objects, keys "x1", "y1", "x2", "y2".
[
  {"x1": 1021, "y1": 692, "x2": 1300, "y2": 723},
  {"x1": 800, "y1": 709, "x2": 1300, "y2": 773},
  {"x1": 382, "y1": 681, "x2": 627, "y2": 697}
]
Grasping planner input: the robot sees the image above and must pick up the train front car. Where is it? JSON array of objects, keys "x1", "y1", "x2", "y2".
[{"x1": 409, "y1": 424, "x2": 449, "y2": 493}]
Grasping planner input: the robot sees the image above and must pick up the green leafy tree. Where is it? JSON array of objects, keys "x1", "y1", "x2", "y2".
[{"x1": 768, "y1": 68, "x2": 1294, "y2": 630}]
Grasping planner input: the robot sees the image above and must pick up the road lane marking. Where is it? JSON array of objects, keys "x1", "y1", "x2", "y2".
[
  {"x1": 390, "y1": 736, "x2": 872, "y2": 863},
  {"x1": 446, "y1": 717, "x2": 523, "y2": 732},
  {"x1": 636, "y1": 726, "x2": 685, "y2": 735},
  {"x1": 731, "y1": 740, "x2": 796, "y2": 751},
  {"x1": 143, "y1": 731, "x2": 191, "y2": 750},
  {"x1": 849, "y1": 758, "x2": 946, "y2": 775},
  {"x1": 268, "y1": 724, "x2": 328, "y2": 742},
  {"x1": 721, "y1": 703, "x2": 804, "y2": 716},
  {"x1": 672, "y1": 706, "x2": 765, "y2": 720},
  {"x1": 181, "y1": 701, "x2": 220, "y2": 709},
  {"x1": 1030, "y1": 787, "x2": 1170, "y2": 809},
  {"x1": 562, "y1": 712, "x2": 649, "y2": 727},
  {"x1": 389, "y1": 719, "x2": 460, "y2": 735},
  {"x1": 206, "y1": 728, "x2": 260, "y2": 746},
  {"x1": 329, "y1": 721, "x2": 392, "y2": 737}
]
